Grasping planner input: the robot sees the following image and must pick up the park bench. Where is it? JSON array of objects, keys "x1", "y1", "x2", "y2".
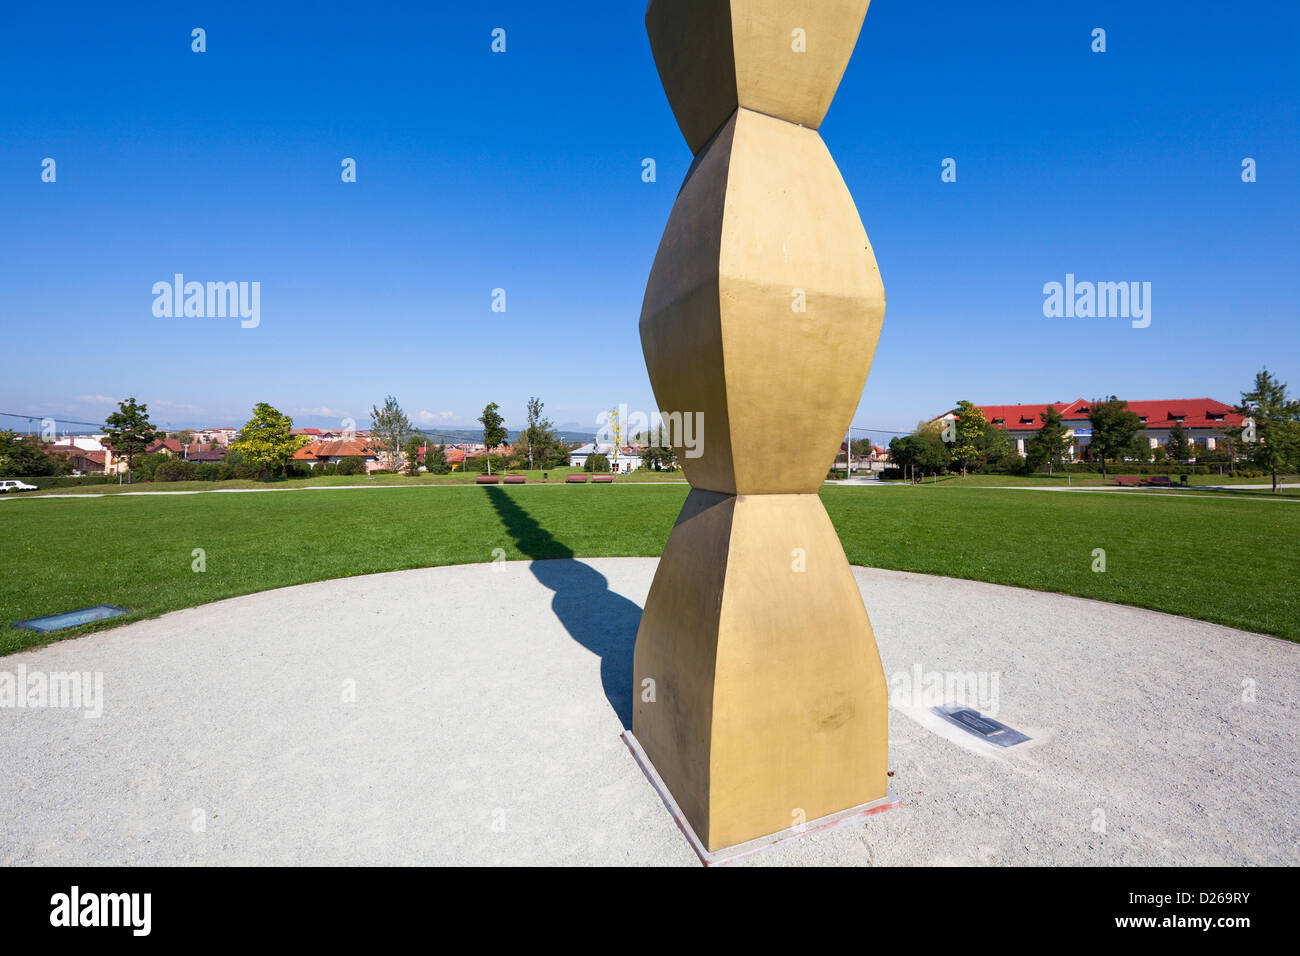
[
  {"x1": 475, "y1": 475, "x2": 500, "y2": 484},
  {"x1": 565, "y1": 475, "x2": 588, "y2": 483},
  {"x1": 503, "y1": 475, "x2": 526, "y2": 484},
  {"x1": 592, "y1": 475, "x2": 614, "y2": 483},
  {"x1": 1145, "y1": 475, "x2": 1172, "y2": 487},
  {"x1": 1114, "y1": 475, "x2": 1141, "y2": 486}
]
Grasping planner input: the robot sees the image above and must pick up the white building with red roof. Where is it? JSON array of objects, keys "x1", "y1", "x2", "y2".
[{"x1": 932, "y1": 398, "x2": 1243, "y2": 458}]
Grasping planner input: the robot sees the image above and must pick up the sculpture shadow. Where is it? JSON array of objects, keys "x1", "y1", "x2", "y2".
[{"x1": 483, "y1": 486, "x2": 640, "y2": 729}]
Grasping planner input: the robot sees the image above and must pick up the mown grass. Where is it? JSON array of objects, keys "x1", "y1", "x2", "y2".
[
  {"x1": 14, "y1": 466, "x2": 687, "y2": 497},
  {"x1": 1, "y1": 482, "x2": 1296, "y2": 656}
]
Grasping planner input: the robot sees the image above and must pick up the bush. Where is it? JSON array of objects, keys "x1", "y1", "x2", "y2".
[
  {"x1": 474, "y1": 454, "x2": 508, "y2": 474},
  {"x1": 336, "y1": 456, "x2": 366, "y2": 476},
  {"x1": 25, "y1": 475, "x2": 113, "y2": 489},
  {"x1": 584, "y1": 453, "x2": 610, "y2": 473},
  {"x1": 153, "y1": 459, "x2": 196, "y2": 482}
]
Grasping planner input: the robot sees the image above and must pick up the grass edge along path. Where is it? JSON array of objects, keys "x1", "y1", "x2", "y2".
[{"x1": 1, "y1": 483, "x2": 1296, "y2": 656}]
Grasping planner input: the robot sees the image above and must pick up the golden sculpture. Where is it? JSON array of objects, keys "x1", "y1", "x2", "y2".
[{"x1": 634, "y1": 0, "x2": 889, "y2": 852}]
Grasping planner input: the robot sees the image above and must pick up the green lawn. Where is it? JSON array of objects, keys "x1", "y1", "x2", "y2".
[
  {"x1": 1, "y1": 482, "x2": 1296, "y2": 656},
  {"x1": 14, "y1": 466, "x2": 687, "y2": 497}
]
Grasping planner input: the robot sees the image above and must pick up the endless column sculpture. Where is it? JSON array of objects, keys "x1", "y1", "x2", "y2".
[{"x1": 634, "y1": 0, "x2": 888, "y2": 852}]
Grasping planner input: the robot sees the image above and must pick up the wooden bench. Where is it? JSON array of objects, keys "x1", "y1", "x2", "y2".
[
  {"x1": 1145, "y1": 475, "x2": 1172, "y2": 486},
  {"x1": 1114, "y1": 475, "x2": 1141, "y2": 486},
  {"x1": 475, "y1": 475, "x2": 500, "y2": 484},
  {"x1": 592, "y1": 475, "x2": 614, "y2": 483},
  {"x1": 565, "y1": 475, "x2": 588, "y2": 483},
  {"x1": 503, "y1": 475, "x2": 526, "y2": 484}
]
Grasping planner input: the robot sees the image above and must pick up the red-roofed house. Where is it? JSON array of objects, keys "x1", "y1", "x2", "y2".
[
  {"x1": 292, "y1": 439, "x2": 383, "y2": 472},
  {"x1": 147, "y1": 438, "x2": 184, "y2": 457},
  {"x1": 931, "y1": 398, "x2": 1243, "y2": 459},
  {"x1": 46, "y1": 444, "x2": 108, "y2": 474}
]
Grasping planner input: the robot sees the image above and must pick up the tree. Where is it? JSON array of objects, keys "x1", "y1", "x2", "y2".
[
  {"x1": 1166, "y1": 421, "x2": 1189, "y2": 463},
  {"x1": 0, "y1": 430, "x2": 71, "y2": 477},
  {"x1": 978, "y1": 423, "x2": 1016, "y2": 473},
  {"x1": 336, "y1": 455, "x2": 365, "y2": 476},
  {"x1": 478, "y1": 402, "x2": 507, "y2": 475},
  {"x1": 1088, "y1": 397, "x2": 1143, "y2": 480},
  {"x1": 174, "y1": 429, "x2": 195, "y2": 445},
  {"x1": 369, "y1": 396, "x2": 412, "y2": 470},
  {"x1": 640, "y1": 443, "x2": 677, "y2": 472},
  {"x1": 523, "y1": 397, "x2": 543, "y2": 470},
  {"x1": 948, "y1": 401, "x2": 987, "y2": 477},
  {"x1": 518, "y1": 397, "x2": 566, "y2": 470},
  {"x1": 103, "y1": 397, "x2": 161, "y2": 481},
  {"x1": 1025, "y1": 405, "x2": 1070, "y2": 475},
  {"x1": 585, "y1": 453, "x2": 610, "y2": 473},
  {"x1": 1231, "y1": 368, "x2": 1300, "y2": 493},
  {"x1": 889, "y1": 425, "x2": 951, "y2": 479},
  {"x1": 230, "y1": 403, "x2": 301, "y2": 479},
  {"x1": 403, "y1": 435, "x2": 423, "y2": 476},
  {"x1": 426, "y1": 443, "x2": 451, "y2": 475}
]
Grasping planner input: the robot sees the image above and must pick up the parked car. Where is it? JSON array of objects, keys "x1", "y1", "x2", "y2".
[{"x1": 0, "y1": 480, "x2": 38, "y2": 493}]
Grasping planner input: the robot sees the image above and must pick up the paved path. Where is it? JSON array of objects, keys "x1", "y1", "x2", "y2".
[{"x1": 2, "y1": 560, "x2": 1295, "y2": 866}]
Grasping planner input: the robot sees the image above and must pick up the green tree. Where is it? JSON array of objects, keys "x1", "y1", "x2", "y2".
[
  {"x1": 948, "y1": 401, "x2": 987, "y2": 477},
  {"x1": 1166, "y1": 421, "x2": 1189, "y2": 463},
  {"x1": 0, "y1": 430, "x2": 70, "y2": 477},
  {"x1": 425, "y1": 443, "x2": 451, "y2": 475},
  {"x1": 230, "y1": 403, "x2": 301, "y2": 479},
  {"x1": 889, "y1": 424, "x2": 951, "y2": 479},
  {"x1": 369, "y1": 396, "x2": 412, "y2": 470},
  {"x1": 103, "y1": 397, "x2": 161, "y2": 482},
  {"x1": 978, "y1": 424, "x2": 1016, "y2": 473},
  {"x1": 336, "y1": 455, "x2": 365, "y2": 476},
  {"x1": 1025, "y1": 405, "x2": 1070, "y2": 475},
  {"x1": 174, "y1": 429, "x2": 195, "y2": 446},
  {"x1": 640, "y1": 443, "x2": 677, "y2": 471},
  {"x1": 523, "y1": 397, "x2": 544, "y2": 470},
  {"x1": 478, "y1": 402, "x2": 507, "y2": 475},
  {"x1": 518, "y1": 397, "x2": 567, "y2": 469},
  {"x1": 1088, "y1": 397, "x2": 1143, "y2": 480},
  {"x1": 585, "y1": 452, "x2": 610, "y2": 473},
  {"x1": 403, "y1": 435, "x2": 423, "y2": 476},
  {"x1": 1231, "y1": 368, "x2": 1300, "y2": 493}
]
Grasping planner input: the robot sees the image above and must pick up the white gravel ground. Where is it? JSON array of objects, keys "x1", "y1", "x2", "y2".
[{"x1": 1, "y1": 559, "x2": 1295, "y2": 866}]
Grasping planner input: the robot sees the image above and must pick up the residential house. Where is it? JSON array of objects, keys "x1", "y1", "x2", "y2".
[
  {"x1": 195, "y1": 426, "x2": 239, "y2": 446},
  {"x1": 569, "y1": 443, "x2": 643, "y2": 473},
  {"x1": 292, "y1": 438, "x2": 383, "y2": 472},
  {"x1": 45, "y1": 442, "x2": 108, "y2": 475}
]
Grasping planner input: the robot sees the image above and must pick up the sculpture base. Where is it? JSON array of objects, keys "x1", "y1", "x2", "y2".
[
  {"x1": 622, "y1": 730, "x2": 899, "y2": 866},
  {"x1": 632, "y1": 490, "x2": 890, "y2": 851}
]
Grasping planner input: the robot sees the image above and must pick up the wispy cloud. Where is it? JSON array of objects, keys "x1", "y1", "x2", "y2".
[{"x1": 417, "y1": 410, "x2": 458, "y2": 424}]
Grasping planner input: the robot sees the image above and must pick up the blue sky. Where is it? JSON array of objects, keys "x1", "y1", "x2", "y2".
[{"x1": 1, "y1": 1, "x2": 1296, "y2": 437}]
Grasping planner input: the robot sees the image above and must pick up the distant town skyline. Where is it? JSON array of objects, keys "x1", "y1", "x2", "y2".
[{"x1": 2, "y1": 2, "x2": 1295, "y2": 437}]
